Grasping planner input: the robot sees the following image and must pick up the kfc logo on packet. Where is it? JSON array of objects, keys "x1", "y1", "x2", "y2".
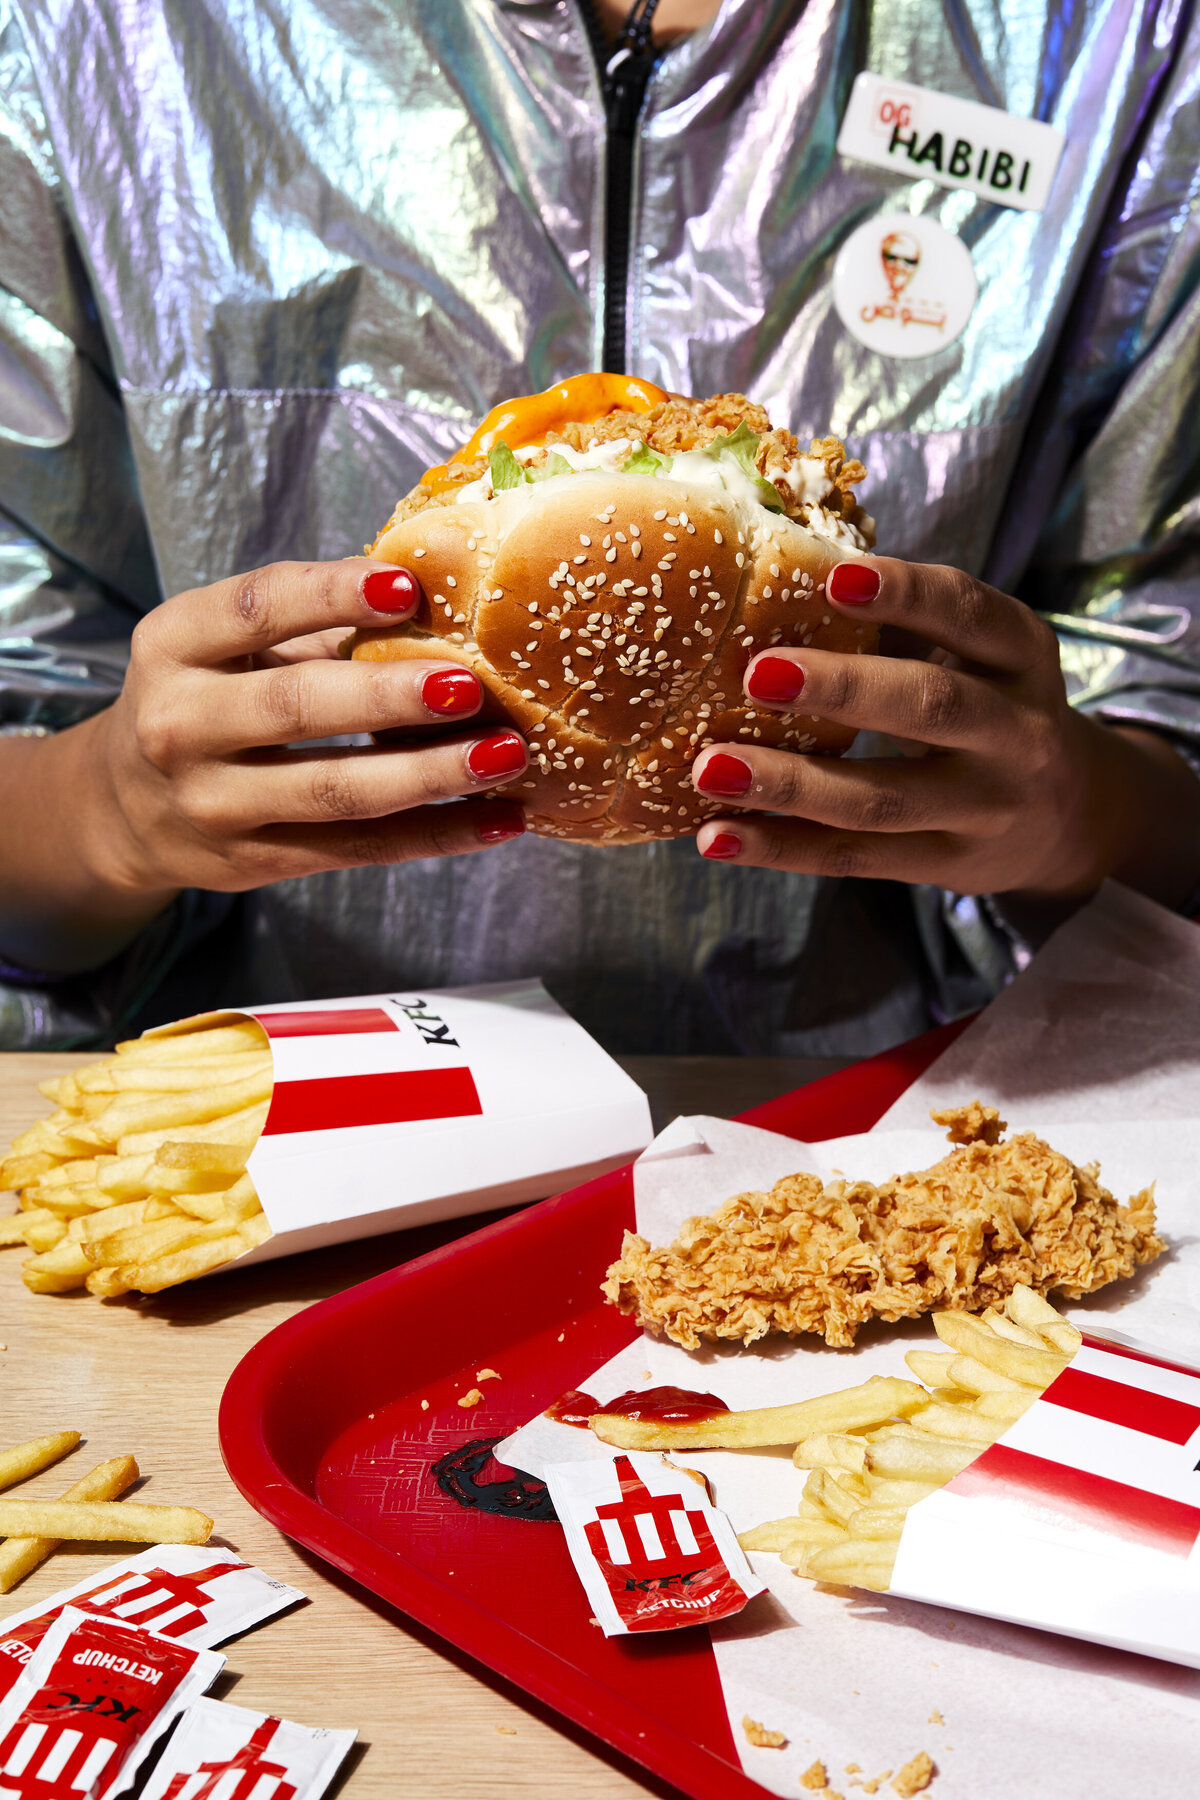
[
  {"x1": 544, "y1": 1452, "x2": 764, "y2": 1636},
  {"x1": 0, "y1": 1608, "x2": 222, "y2": 1800},
  {"x1": 138, "y1": 1698, "x2": 356, "y2": 1800},
  {"x1": 0, "y1": 1549, "x2": 304, "y2": 1698}
]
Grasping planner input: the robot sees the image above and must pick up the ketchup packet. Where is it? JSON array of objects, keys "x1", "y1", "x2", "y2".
[
  {"x1": 544, "y1": 1451, "x2": 765, "y2": 1636},
  {"x1": 0, "y1": 1605, "x2": 222, "y2": 1798},
  {"x1": 137, "y1": 1697, "x2": 357, "y2": 1800},
  {"x1": 0, "y1": 1547, "x2": 304, "y2": 1700}
]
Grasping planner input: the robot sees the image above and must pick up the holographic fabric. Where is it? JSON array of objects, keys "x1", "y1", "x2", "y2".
[{"x1": 1, "y1": 0, "x2": 1198, "y2": 1051}]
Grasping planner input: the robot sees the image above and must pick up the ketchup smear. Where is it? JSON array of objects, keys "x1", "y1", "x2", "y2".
[{"x1": 544, "y1": 1385, "x2": 731, "y2": 1429}]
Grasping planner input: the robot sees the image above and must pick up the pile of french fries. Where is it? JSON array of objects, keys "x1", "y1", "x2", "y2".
[
  {"x1": 0, "y1": 1431, "x2": 212, "y2": 1595},
  {"x1": 0, "y1": 1019, "x2": 272, "y2": 1297},
  {"x1": 589, "y1": 1285, "x2": 1081, "y2": 1593}
]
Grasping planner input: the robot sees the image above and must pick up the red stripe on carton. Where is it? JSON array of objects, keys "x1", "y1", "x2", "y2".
[
  {"x1": 1040, "y1": 1365, "x2": 1200, "y2": 1446},
  {"x1": 949, "y1": 1440, "x2": 1200, "y2": 1558},
  {"x1": 1081, "y1": 1331, "x2": 1200, "y2": 1382},
  {"x1": 261, "y1": 1068, "x2": 482, "y2": 1136},
  {"x1": 256, "y1": 1008, "x2": 398, "y2": 1039}
]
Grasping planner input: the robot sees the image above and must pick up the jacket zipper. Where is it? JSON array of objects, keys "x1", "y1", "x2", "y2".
[{"x1": 576, "y1": 2, "x2": 661, "y2": 374}]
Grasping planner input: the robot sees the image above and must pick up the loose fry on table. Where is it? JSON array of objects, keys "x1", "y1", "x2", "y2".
[
  {"x1": 589, "y1": 1377, "x2": 928, "y2": 1451},
  {"x1": 22, "y1": 1238, "x2": 92, "y2": 1293},
  {"x1": 0, "y1": 1496, "x2": 212, "y2": 1545},
  {"x1": 0, "y1": 1216, "x2": 26, "y2": 1247},
  {"x1": 0, "y1": 1454, "x2": 139, "y2": 1593},
  {"x1": 0, "y1": 1433, "x2": 80, "y2": 1491}
]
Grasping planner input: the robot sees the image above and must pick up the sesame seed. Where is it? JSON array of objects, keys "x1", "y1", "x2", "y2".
[
  {"x1": 763, "y1": 585, "x2": 772, "y2": 598},
  {"x1": 414, "y1": 547, "x2": 426, "y2": 557},
  {"x1": 537, "y1": 679, "x2": 550, "y2": 689},
  {"x1": 770, "y1": 564, "x2": 780, "y2": 579},
  {"x1": 573, "y1": 554, "x2": 586, "y2": 565},
  {"x1": 446, "y1": 575, "x2": 456, "y2": 588},
  {"x1": 653, "y1": 509, "x2": 667, "y2": 521},
  {"x1": 579, "y1": 534, "x2": 591, "y2": 546},
  {"x1": 735, "y1": 553, "x2": 744, "y2": 568}
]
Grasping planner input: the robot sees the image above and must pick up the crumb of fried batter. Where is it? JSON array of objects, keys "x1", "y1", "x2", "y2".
[
  {"x1": 927, "y1": 1709, "x2": 944, "y2": 1726},
  {"x1": 861, "y1": 1775, "x2": 892, "y2": 1796},
  {"x1": 742, "y1": 1716, "x2": 788, "y2": 1749},
  {"x1": 800, "y1": 1760, "x2": 829, "y2": 1789},
  {"x1": 891, "y1": 1752, "x2": 935, "y2": 1796},
  {"x1": 602, "y1": 1103, "x2": 1165, "y2": 1348},
  {"x1": 457, "y1": 1387, "x2": 484, "y2": 1408},
  {"x1": 931, "y1": 1101, "x2": 1006, "y2": 1146},
  {"x1": 476, "y1": 1367, "x2": 501, "y2": 1382}
]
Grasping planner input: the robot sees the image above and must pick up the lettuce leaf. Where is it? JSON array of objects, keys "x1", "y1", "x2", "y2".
[
  {"x1": 529, "y1": 451, "x2": 573, "y2": 482},
  {"x1": 703, "y1": 421, "x2": 785, "y2": 512},
  {"x1": 488, "y1": 441, "x2": 528, "y2": 490},
  {"x1": 622, "y1": 442, "x2": 667, "y2": 476}
]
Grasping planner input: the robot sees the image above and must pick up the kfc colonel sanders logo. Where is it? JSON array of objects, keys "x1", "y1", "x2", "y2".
[{"x1": 833, "y1": 212, "x2": 977, "y2": 360}]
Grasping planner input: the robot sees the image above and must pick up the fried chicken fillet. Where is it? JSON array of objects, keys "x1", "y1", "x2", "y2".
[{"x1": 602, "y1": 1104, "x2": 1165, "y2": 1349}]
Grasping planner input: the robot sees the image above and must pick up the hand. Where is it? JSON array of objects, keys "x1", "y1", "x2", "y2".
[
  {"x1": 71, "y1": 558, "x2": 528, "y2": 914},
  {"x1": 690, "y1": 558, "x2": 1200, "y2": 909}
]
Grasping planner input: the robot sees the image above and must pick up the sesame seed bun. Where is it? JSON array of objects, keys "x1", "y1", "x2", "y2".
[{"x1": 352, "y1": 421, "x2": 878, "y2": 845}]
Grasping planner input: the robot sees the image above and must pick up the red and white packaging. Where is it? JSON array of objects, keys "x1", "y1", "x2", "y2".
[
  {"x1": 137, "y1": 1697, "x2": 356, "y2": 1800},
  {"x1": 0, "y1": 1547, "x2": 304, "y2": 1700},
  {"x1": 154, "y1": 979, "x2": 651, "y2": 1264},
  {"x1": 889, "y1": 1328, "x2": 1200, "y2": 1666},
  {"x1": 544, "y1": 1451, "x2": 765, "y2": 1636},
  {"x1": 0, "y1": 1606, "x2": 222, "y2": 1798}
]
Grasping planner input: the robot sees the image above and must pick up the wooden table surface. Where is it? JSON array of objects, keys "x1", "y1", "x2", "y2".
[{"x1": 0, "y1": 1050, "x2": 846, "y2": 1798}]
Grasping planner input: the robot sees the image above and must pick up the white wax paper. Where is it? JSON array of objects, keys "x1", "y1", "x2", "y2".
[{"x1": 498, "y1": 884, "x2": 1200, "y2": 1797}]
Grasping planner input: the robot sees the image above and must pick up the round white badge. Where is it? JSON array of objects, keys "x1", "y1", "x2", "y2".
[{"x1": 832, "y1": 213, "x2": 977, "y2": 360}]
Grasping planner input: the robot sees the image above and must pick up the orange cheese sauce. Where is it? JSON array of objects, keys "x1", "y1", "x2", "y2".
[{"x1": 420, "y1": 372, "x2": 669, "y2": 492}]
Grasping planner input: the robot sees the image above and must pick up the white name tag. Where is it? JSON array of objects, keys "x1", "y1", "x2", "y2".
[{"x1": 837, "y1": 72, "x2": 1065, "y2": 213}]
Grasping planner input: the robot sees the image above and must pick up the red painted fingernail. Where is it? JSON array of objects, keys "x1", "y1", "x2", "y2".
[
  {"x1": 362, "y1": 567, "x2": 421, "y2": 613},
  {"x1": 827, "y1": 562, "x2": 881, "y2": 605},
  {"x1": 477, "y1": 803, "x2": 526, "y2": 844},
  {"x1": 701, "y1": 831, "x2": 743, "y2": 861},
  {"x1": 467, "y1": 731, "x2": 527, "y2": 782},
  {"x1": 696, "y1": 752, "x2": 753, "y2": 798},
  {"x1": 746, "y1": 654, "x2": 806, "y2": 706},
  {"x1": 422, "y1": 668, "x2": 480, "y2": 717}
]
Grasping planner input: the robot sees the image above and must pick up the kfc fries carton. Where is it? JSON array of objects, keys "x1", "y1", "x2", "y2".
[
  {"x1": 888, "y1": 1328, "x2": 1200, "y2": 1667},
  {"x1": 159, "y1": 979, "x2": 652, "y2": 1264},
  {"x1": 0, "y1": 1547, "x2": 305, "y2": 1698},
  {"x1": 138, "y1": 1697, "x2": 356, "y2": 1800},
  {"x1": 544, "y1": 1451, "x2": 765, "y2": 1636},
  {"x1": 0, "y1": 1606, "x2": 223, "y2": 1798}
]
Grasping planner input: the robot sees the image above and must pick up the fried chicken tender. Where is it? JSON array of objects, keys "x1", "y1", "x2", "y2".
[{"x1": 602, "y1": 1104, "x2": 1165, "y2": 1349}]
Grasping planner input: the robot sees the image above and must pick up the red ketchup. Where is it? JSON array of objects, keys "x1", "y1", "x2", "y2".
[{"x1": 544, "y1": 1385, "x2": 731, "y2": 1429}]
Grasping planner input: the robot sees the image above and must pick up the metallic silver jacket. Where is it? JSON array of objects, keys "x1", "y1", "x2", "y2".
[{"x1": 2, "y1": 0, "x2": 1198, "y2": 1052}]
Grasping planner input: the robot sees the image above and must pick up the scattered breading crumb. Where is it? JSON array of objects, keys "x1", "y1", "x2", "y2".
[
  {"x1": 800, "y1": 1761, "x2": 828, "y2": 1790},
  {"x1": 557, "y1": 1331, "x2": 565, "y2": 1342},
  {"x1": 457, "y1": 1387, "x2": 484, "y2": 1408},
  {"x1": 845, "y1": 1765, "x2": 861, "y2": 1776},
  {"x1": 861, "y1": 1773, "x2": 891, "y2": 1795},
  {"x1": 476, "y1": 1367, "x2": 501, "y2": 1382},
  {"x1": 892, "y1": 1751, "x2": 935, "y2": 1796},
  {"x1": 742, "y1": 1716, "x2": 787, "y2": 1749},
  {"x1": 588, "y1": 1616, "x2": 601, "y2": 1628},
  {"x1": 927, "y1": 1709, "x2": 943, "y2": 1727},
  {"x1": 420, "y1": 1399, "x2": 429, "y2": 1411},
  {"x1": 495, "y1": 1725, "x2": 517, "y2": 1736}
]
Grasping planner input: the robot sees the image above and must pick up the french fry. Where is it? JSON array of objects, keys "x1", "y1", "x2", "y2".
[
  {"x1": 77, "y1": 1056, "x2": 270, "y2": 1096},
  {"x1": 804, "y1": 1469, "x2": 862, "y2": 1527},
  {"x1": 0, "y1": 1496, "x2": 212, "y2": 1545},
  {"x1": 70, "y1": 1198, "x2": 181, "y2": 1245},
  {"x1": 738, "y1": 1517, "x2": 845, "y2": 1553},
  {"x1": 81, "y1": 1068, "x2": 273, "y2": 1150},
  {"x1": 792, "y1": 1432, "x2": 869, "y2": 1475},
  {"x1": 0, "y1": 1215, "x2": 27, "y2": 1247},
  {"x1": 20, "y1": 1210, "x2": 68, "y2": 1253},
  {"x1": 979, "y1": 1310, "x2": 1049, "y2": 1351},
  {"x1": 0, "y1": 1455, "x2": 139, "y2": 1593},
  {"x1": 82, "y1": 1215, "x2": 231, "y2": 1269},
  {"x1": 946, "y1": 1354, "x2": 1026, "y2": 1395},
  {"x1": 776, "y1": 1520, "x2": 851, "y2": 1564},
  {"x1": 972, "y1": 1388, "x2": 1038, "y2": 1423},
  {"x1": 904, "y1": 1350, "x2": 962, "y2": 1389},
  {"x1": 86, "y1": 1267, "x2": 132, "y2": 1299},
  {"x1": 1004, "y1": 1285, "x2": 1083, "y2": 1355},
  {"x1": 863, "y1": 1427, "x2": 980, "y2": 1483},
  {"x1": 22, "y1": 1238, "x2": 91, "y2": 1293},
  {"x1": 35, "y1": 1077, "x2": 67, "y2": 1104},
  {"x1": 144, "y1": 1142, "x2": 251, "y2": 1196},
  {"x1": 0, "y1": 1432, "x2": 80, "y2": 1491},
  {"x1": 123, "y1": 1231, "x2": 247, "y2": 1293},
  {"x1": 932, "y1": 1311, "x2": 1068, "y2": 1388},
  {"x1": 116, "y1": 1100, "x2": 269, "y2": 1157},
  {"x1": 860, "y1": 1477, "x2": 939, "y2": 1508},
  {"x1": 0, "y1": 1151, "x2": 60, "y2": 1190},
  {"x1": 847, "y1": 1505, "x2": 907, "y2": 1541},
  {"x1": 908, "y1": 1401, "x2": 1004, "y2": 1447},
  {"x1": 589, "y1": 1377, "x2": 929, "y2": 1452},
  {"x1": 94, "y1": 1152, "x2": 157, "y2": 1200},
  {"x1": 807, "y1": 1538, "x2": 898, "y2": 1591},
  {"x1": 115, "y1": 1021, "x2": 264, "y2": 1059},
  {"x1": 34, "y1": 1160, "x2": 101, "y2": 1190},
  {"x1": 25, "y1": 1185, "x2": 105, "y2": 1220}
]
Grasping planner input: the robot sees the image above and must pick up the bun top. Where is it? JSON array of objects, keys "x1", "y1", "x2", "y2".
[{"x1": 354, "y1": 390, "x2": 878, "y2": 846}]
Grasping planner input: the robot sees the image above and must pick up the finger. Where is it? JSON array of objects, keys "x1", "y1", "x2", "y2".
[
  {"x1": 695, "y1": 814, "x2": 962, "y2": 885},
  {"x1": 691, "y1": 744, "x2": 981, "y2": 834},
  {"x1": 251, "y1": 799, "x2": 527, "y2": 879},
  {"x1": 209, "y1": 730, "x2": 528, "y2": 830},
  {"x1": 822, "y1": 557, "x2": 1056, "y2": 676},
  {"x1": 742, "y1": 645, "x2": 1020, "y2": 753},
  {"x1": 193, "y1": 659, "x2": 484, "y2": 755},
  {"x1": 141, "y1": 560, "x2": 422, "y2": 668}
]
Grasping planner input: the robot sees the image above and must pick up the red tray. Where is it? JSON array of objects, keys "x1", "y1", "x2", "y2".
[{"x1": 219, "y1": 1017, "x2": 967, "y2": 1800}]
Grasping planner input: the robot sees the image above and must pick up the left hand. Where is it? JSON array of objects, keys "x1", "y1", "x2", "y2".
[{"x1": 690, "y1": 556, "x2": 1200, "y2": 905}]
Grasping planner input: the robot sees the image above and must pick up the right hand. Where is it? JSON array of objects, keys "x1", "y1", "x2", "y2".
[{"x1": 76, "y1": 558, "x2": 529, "y2": 907}]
